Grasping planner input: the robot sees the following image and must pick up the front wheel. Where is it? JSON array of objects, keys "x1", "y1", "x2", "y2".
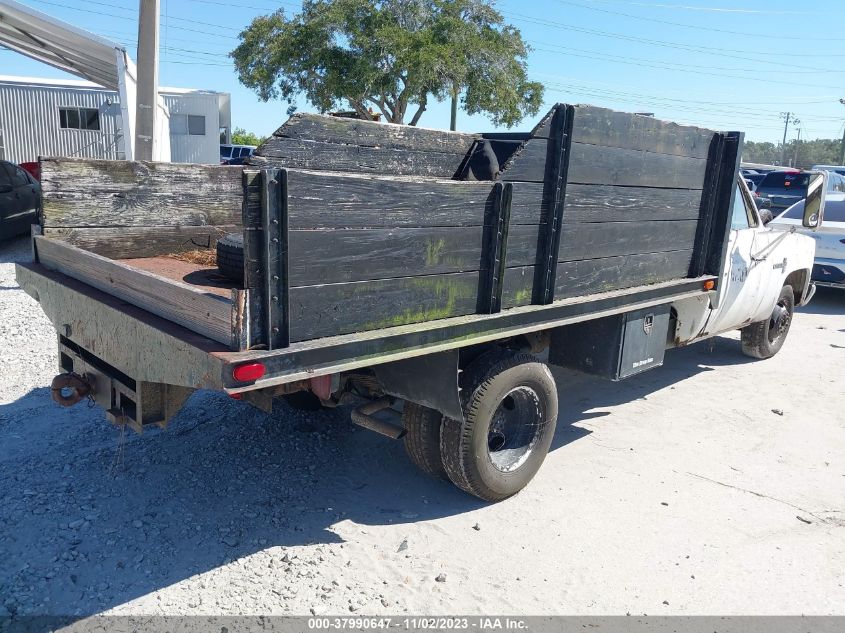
[
  {"x1": 440, "y1": 351, "x2": 558, "y2": 502},
  {"x1": 741, "y1": 284, "x2": 795, "y2": 359}
]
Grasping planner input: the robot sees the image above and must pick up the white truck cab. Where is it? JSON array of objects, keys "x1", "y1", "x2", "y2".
[{"x1": 673, "y1": 175, "x2": 820, "y2": 357}]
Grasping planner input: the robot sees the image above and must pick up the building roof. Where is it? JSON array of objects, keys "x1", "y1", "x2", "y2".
[
  {"x1": 0, "y1": 0, "x2": 125, "y2": 89},
  {"x1": 0, "y1": 74, "x2": 228, "y2": 96}
]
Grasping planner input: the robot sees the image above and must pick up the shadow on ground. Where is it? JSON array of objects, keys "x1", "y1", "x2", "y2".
[{"x1": 0, "y1": 332, "x2": 750, "y2": 617}]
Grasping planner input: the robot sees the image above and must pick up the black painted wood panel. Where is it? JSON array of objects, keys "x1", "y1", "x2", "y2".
[
  {"x1": 564, "y1": 184, "x2": 703, "y2": 223},
  {"x1": 535, "y1": 106, "x2": 714, "y2": 159},
  {"x1": 284, "y1": 171, "x2": 496, "y2": 228},
  {"x1": 288, "y1": 271, "x2": 483, "y2": 341},
  {"x1": 558, "y1": 220, "x2": 699, "y2": 262}
]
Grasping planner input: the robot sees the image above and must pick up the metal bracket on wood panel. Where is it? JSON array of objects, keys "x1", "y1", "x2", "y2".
[
  {"x1": 480, "y1": 182, "x2": 513, "y2": 314},
  {"x1": 373, "y1": 349, "x2": 464, "y2": 421},
  {"x1": 262, "y1": 168, "x2": 290, "y2": 350},
  {"x1": 535, "y1": 104, "x2": 575, "y2": 305}
]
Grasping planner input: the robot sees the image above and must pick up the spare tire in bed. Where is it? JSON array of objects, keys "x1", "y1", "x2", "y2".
[{"x1": 216, "y1": 233, "x2": 244, "y2": 281}]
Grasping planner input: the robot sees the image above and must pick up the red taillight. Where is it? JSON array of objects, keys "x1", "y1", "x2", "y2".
[{"x1": 232, "y1": 362, "x2": 265, "y2": 383}]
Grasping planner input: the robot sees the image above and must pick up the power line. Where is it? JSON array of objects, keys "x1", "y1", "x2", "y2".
[
  {"x1": 504, "y1": 10, "x2": 845, "y2": 58},
  {"x1": 553, "y1": 0, "x2": 845, "y2": 41}
]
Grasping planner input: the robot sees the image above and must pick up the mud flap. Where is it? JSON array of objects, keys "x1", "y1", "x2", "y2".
[{"x1": 373, "y1": 349, "x2": 463, "y2": 421}]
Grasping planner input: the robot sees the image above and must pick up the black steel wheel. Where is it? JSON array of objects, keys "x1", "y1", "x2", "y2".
[
  {"x1": 440, "y1": 351, "x2": 558, "y2": 502},
  {"x1": 741, "y1": 284, "x2": 795, "y2": 359}
]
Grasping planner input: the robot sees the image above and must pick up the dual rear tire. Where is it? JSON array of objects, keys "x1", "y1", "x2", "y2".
[{"x1": 402, "y1": 351, "x2": 558, "y2": 502}]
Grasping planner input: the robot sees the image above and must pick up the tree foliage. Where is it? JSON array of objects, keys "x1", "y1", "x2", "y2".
[
  {"x1": 743, "y1": 138, "x2": 844, "y2": 168},
  {"x1": 231, "y1": 0, "x2": 544, "y2": 127},
  {"x1": 230, "y1": 127, "x2": 266, "y2": 146}
]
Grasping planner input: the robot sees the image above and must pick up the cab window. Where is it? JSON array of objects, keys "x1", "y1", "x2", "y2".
[{"x1": 731, "y1": 185, "x2": 754, "y2": 229}]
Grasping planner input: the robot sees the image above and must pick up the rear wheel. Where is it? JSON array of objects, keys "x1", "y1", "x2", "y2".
[
  {"x1": 402, "y1": 402, "x2": 447, "y2": 480},
  {"x1": 741, "y1": 284, "x2": 795, "y2": 359},
  {"x1": 440, "y1": 351, "x2": 558, "y2": 502}
]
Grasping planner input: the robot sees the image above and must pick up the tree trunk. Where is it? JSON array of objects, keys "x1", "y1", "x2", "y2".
[
  {"x1": 450, "y1": 83, "x2": 458, "y2": 131},
  {"x1": 409, "y1": 96, "x2": 428, "y2": 127}
]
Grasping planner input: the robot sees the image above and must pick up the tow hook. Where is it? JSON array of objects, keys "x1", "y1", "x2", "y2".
[{"x1": 50, "y1": 373, "x2": 92, "y2": 407}]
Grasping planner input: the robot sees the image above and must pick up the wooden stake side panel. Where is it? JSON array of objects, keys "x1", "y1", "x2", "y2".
[
  {"x1": 39, "y1": 157, "x2": 243, "y2": 258},
  {"x1": 251, "y1": 113, "x2": 479, "y2": 179},
  {"x1": 498, "y1": 104, "x2": 719, "y2": 305}
]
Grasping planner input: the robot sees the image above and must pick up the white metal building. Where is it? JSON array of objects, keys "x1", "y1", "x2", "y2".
[{"x1": 0, "y1": 75, "x2": 231, "y2": 164}]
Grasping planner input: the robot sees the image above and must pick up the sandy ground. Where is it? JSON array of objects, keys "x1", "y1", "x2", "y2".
[{"x1": 1, "y1": 234, "x2": 843, "y2": 617}]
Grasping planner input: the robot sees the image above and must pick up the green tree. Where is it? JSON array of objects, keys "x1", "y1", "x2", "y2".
[
  {"x1": 744, "y1": 138, "x2": 843, "y2": 168},
  {"x1": 231, "y1": 0, "x2": 544, "y2": 128},
  {"x1": 230, "y1": 127, "x2": 266, "y2": 146}
]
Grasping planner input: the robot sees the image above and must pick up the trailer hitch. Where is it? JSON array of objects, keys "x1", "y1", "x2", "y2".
[{"x1": 50, "y1": 372, "x2": 92, "y2": 407}]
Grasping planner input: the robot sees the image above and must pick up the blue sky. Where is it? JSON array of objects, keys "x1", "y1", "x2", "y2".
[{"x1": 2, "y1": 0, "x2": 844, "y2": 143}]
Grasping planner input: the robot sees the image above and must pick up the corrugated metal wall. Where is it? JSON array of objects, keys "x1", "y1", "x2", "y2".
[
  {"x1": 0, "y1": 82, "x2": 224, "y2": 164},
  {"x1": 0, "y1": 83, "x2": 124, "y2": 163},
  {"x1": 162, "y1": 91, "x2": 221, "y2": 164}
]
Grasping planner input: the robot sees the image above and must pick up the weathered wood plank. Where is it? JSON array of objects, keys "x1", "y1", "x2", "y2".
[
  {"x1": 509, "y1": 182, "x2": 547, "y2": 224},
  {"x1": 285, "y1": 170, "x2": 496, "y2": 228},
  {"x1": 535, "y1": 106, "x2": 715, "y2": 159},
  {"x1": 555, "y1": 249, "x2": 693, "y2": 298},
  {"x1": 40, "y1": 158, "x2": 243, "y2": 228},
  {"x1": 569, "y1": 143, "x2": 708, "y2": 189},
  {"x1": 564, "y1": 184, "x2": 703, "y2": 223},
  {"x1": 500, "y1": 265, "x2": 535, "y2": 307},
  {"x1": 35, "y1": 236, "x2": 233, "y2": 345},
  {"x1": 502, "y1": 140, "x2": 708, "y2": 188},
  {"x1": 250, "y1": 138, "x2": 467, "y2": 178},
  {"x1": 571, "y1": 106, "x2": 714, "y2": 159},
  {"x1": 42, "y1": 225, "x2": 237, "y2": 259},
  {"x1": 500, "y1": 139, "x2": 550, "y2": 183},
  {"x1": 558, "y1": 220, "x2": 699, "y2": 262},
  {"x1": 500, "y1": 249, "x2": 694, "y2": 308},
  {"x1": 288, "y1": 272, "x2": 482, "y2": 341},
  {"x1": 286, "y1": 224, "x2": 545, "y2": 287},
  {"x1": 272, "y1": 113, "x2": 479, "y2": 155},
  {"x1": 288, "y1": 227, "x2": 486, "y2": 286}
]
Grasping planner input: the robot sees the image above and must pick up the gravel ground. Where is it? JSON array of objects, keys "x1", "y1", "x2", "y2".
[{"x1": 1, "y1": 234, "x2": 844, "y2": 617}]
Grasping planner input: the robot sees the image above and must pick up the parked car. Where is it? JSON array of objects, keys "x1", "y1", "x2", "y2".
[
  {"x1": 19, "y1": 161, "x2": 41, "y2": 182},
  {"x1": 220, "y1": 144, "x2": 257, "y2": 165},
  {"x1": 745, "y1": 172, "x2": 766, "y2": 192},
  {"x1": 770, "y1": 192, "x2": 845, "y2": 288},
  {"x1": 0, "y1": 160, "x2": 40, "y2": 240},
  {"x1": 811, "y1": 164, "x2": 845, "y2": 177},
  {"x1": 754, "y1": 170, "x2": 811, "y2": 213}
]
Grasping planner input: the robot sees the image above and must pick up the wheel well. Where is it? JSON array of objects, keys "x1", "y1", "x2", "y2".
[{"x1": 784, "y1": 269, "x2": 809, "y2": 304}]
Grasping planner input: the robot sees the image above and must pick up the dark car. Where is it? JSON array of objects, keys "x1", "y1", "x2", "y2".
[
  {"x1": 745, "y1": 172, "x2": 766, "y2": 192},
  {"x1": 755, "y1": 170, "x2": 811, "y2": 213},
  {"x1": 220, "y1": 144, "x2": 257, "y2": 166},
  {"x1": 0, "y1": 160, "x2": 41, "y2": 240}
]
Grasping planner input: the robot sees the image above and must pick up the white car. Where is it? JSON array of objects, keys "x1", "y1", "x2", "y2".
[{"x1": 770, "y1": 191, "x2": 845, "y2": 288}]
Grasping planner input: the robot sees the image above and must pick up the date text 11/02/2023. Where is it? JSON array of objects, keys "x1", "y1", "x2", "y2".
[{"x1": 307, "y1": 617, "x2": 529, "y2": 630}]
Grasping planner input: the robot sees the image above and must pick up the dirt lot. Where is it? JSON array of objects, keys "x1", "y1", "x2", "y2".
[{"x1": 1, "y1": 235, "x2": 843, "y2": 617}]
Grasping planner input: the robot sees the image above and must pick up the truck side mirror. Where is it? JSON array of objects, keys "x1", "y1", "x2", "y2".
[
  {"x1": 803, "y1": 171, "x2": 827, "y2": 229},
  {"x1": 759, "y1": 208, "x2": 774, "y2": 225}
]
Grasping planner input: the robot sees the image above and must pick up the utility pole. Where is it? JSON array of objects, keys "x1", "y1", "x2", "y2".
[
  {"x1": 792, "y1": 121, "x2": 802, "y2": 168},
  {"x1": 135, "y1": 0, "x2": 160, "y2": 161},
  {"x1": 839, "y1": 98, "x2": 845, "y2": 165},
  {"x1": 780, "y1": 112, "x2": 792, "y2": 166}
]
